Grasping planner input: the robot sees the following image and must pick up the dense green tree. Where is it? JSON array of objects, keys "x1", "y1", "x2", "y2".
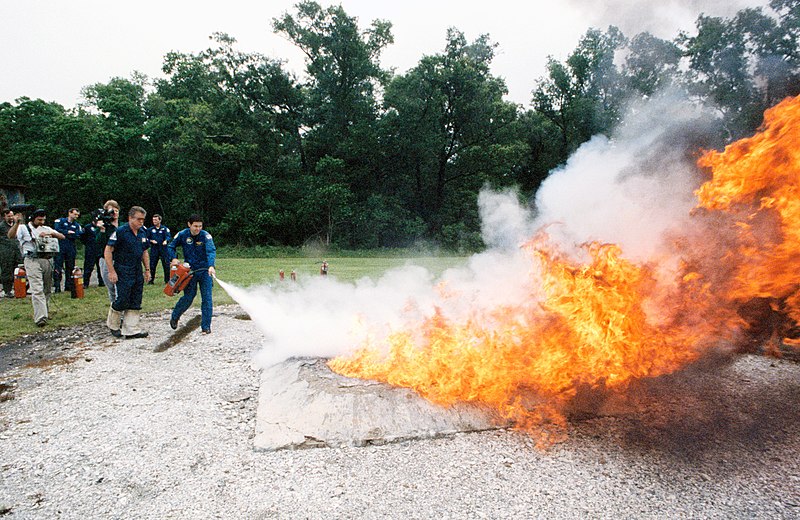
[
  {"x1": 678, "y1": 3, "x2": 800, "y2": 138},
  {"x1": 80, "y1": 76, "x2": 150, "y2": 209},
  {"x1": 679, "y1": 15, "x2": 760, "y2": 137},
  {"x1": 146, "y1": 34, "x2": 307, "y2": 243},
  {"x1": 623, "y1": 32, "x2": 682, "y2": 96},
  {"x1": 4, "y1": 1, "x2": 800, "y2": 250},
  {"x1": 736, "y1": 1, "x2": 800, "y2": 107},
  {"x1": 0, "y1": 98, "x2": 112, "y2": 214},
  {"x1": 273, "y1": 1, "x2": 397, "y2": 247},
  {"x1": 273, "y1": 0, "x2": 392, "y2": 164},
  {"x1": 532, "y1": 27, "x2": 627, "y2": 157},
  {"x1": 382, "y1": 29, "x2": 525, "y2": 248},
  {"x1": 514, "y1": 110, "x2": 565, "y2": 194}
]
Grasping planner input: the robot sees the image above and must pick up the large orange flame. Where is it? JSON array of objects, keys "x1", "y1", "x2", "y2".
[
  {"x1": 330, "y1": 95, "x2": 800, "y2": 435},
  {"x1": 695, "y1": 95, "x2": 800, "y2": 333}
]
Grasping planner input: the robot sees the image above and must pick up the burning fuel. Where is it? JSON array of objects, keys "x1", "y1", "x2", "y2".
[
  {"x1": 328, "y1": 94, "x2": 800, "y2": 438},
  {"x1": 214, "y1": 94, "x2": 800, "y2": 442}
]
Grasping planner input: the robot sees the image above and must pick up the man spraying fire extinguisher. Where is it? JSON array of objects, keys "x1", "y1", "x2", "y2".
[{"x1": 167, "y1": 214, "x2": 216, "y2": 334}]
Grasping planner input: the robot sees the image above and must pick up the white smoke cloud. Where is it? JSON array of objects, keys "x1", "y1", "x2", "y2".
[
  {"x1": 564, "y1": 0, "x2": 770, "y2": 38},
  {"x1": 534, "y1": 91, "x2": 714, "y2": 260},
  {"x1": 478, "y1": 188, "x2": 537, "y2": 251},
  {"x1": 218, "y1": 91, "x2": 717, "y2": 368}
]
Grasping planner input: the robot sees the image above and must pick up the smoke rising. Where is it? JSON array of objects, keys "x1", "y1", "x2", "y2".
[
  {"x1": 534, "y1": 91, "x2": 717, "y2": 260},
  {"x1": 216, "y1": 91, "x2": 718, "y2": 369},
  {"x1": 564, "y1": 0, "x2": 770, "y2": 38}
]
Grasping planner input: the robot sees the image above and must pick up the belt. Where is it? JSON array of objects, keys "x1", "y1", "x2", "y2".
[{"x1": 25, "y1": 252, "x2": 53, "y2": 260}]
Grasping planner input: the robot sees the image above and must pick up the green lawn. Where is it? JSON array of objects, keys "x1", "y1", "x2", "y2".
[{"x1": 0, "y1": 256, "x2": 466, "y2": 344}]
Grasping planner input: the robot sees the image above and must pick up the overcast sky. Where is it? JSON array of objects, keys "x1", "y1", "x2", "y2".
[{"x1": 0, "y1": 0, "x2": 769, "y2": 109}]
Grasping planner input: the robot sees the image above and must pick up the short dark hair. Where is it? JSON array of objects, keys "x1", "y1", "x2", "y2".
[
  {"x1": 2, "y1": 209, "x2": 12, "y2": 216},
  {"x1": 188, "y1": 214, "x2": 203, "y2": 225},
  {"x1": 69, "y1": 207, "x2": 79, "y2": 214},
  {"x1": 152, "y1": 214, "x2": 162, "y2": 220}
]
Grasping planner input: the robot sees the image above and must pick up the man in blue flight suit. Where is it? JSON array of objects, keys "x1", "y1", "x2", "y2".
[
  {"x1": 147, "y1": 214, "x2": 171, "y2": 285},
  {"x1": 105, "y1": 206, "x2": 151, "y2": 339},
  {"x1": 167, "y1": 213, "x2": 217, "y2": 334},
  {"x1": 80, "y1": 216, "x2": 105, "y2": 288},
  {"x1": 53, "y1": 208, "x2": 83, "y2": 294}
]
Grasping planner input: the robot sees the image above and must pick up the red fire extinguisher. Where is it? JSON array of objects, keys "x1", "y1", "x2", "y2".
[
  {"x1": 164, "y1": 263, "x2": 193, "y2": 297},
  {"x1": 14, "y1": 264, "x2": 27, "y2": 298},
  {"x1": 72, "y1": 267, "x2": 84, "y2": 299}
]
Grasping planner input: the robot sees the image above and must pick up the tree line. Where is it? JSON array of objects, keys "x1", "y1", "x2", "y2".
[{"x1": 1, "y1": 0, "x2": 797, "y2": 251}]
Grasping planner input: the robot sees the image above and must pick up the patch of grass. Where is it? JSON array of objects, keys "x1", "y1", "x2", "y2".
[
  {"x1": 0, "y1": 256, "x2": 466, "y2": 345},
  {"x1": 217, "y1": 245, "x2": 458, "y2": 259}
]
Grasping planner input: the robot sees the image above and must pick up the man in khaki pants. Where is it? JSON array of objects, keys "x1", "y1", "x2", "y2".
[{"x1": 8, "y1": 209, "x2": 65, "y2": 326}]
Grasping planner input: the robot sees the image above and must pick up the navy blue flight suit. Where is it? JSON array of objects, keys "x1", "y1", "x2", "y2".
[
  {"x1": 167, "y1": 228, "x2": 216, "y2": 332},
  {"x1": 147, "y1": 224, "x2": 172, "y2": 284},
  {"x1": 54, "y1": 217, "x2": 83, "y2": 293},
  {"x1": 80, "y1": 223, "x2": 104, "y2": 287},
  {"x1": 107, "y1": 224, "x2": 149, "y2": 312}
]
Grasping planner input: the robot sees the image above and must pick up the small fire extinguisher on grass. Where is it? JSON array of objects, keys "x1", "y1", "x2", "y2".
[
  {"x1": 14, "y1": 264, "x2": 27, "y2": 298},
  {"x1": 72, "y1": 267, "x2": 84, "y2": 299}
]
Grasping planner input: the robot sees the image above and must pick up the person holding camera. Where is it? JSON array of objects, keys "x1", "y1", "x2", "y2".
[
  {"x1": 53, "y1": 208, "x2": 83, "y2": 294},
  {"x1": 105, "y1": 206, "x2": 151, "y2": 339},
  {"x1": 95, "y1": 200, "x2": 120, "y2": 303},
  {"x1": 8, "y1": 208, "x2": 65, "y2": 326}
]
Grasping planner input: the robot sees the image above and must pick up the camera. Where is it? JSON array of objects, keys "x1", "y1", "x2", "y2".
[{"x1": 91, "y1": 207, "x2": 116, "y2": 226}]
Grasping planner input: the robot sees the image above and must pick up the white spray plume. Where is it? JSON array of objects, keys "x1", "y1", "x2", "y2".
[{"x1": 217, "y1": 91, "x2": 716, "y2": 368}]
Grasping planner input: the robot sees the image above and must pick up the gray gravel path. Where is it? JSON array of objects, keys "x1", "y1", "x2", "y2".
[{"x1": 1, "y1": 306, "x2": 798, "y2": 519}]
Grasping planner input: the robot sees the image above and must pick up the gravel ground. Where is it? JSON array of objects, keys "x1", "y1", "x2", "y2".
[{"x1": 0, "y1": 305, "x2": 798, "y2": 519}]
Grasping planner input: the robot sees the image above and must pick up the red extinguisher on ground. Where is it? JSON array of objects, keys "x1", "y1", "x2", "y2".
[
  {"x1": 72, "y1": 267, "x2": 84, "y2": 299},
  {"x1": 14, "y1": 264, "x2": 27, "y2": 298}
]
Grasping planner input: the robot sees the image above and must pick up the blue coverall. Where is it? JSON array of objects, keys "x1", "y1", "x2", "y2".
[
  {"x1": 167, "y1": 228, "x2": 216, "y2": 332},
  {"x1": 80, "y1": 224, "x2": 104, "y2": 287},
  {"x1": 53, "y1": 217, "x2": 82, "y2": 292},
  {"x1": 107, "y1": 224, "x2": 149, "y2": 312},
  {"x1": 147, "y1": 224, "x2": 172, "y2": 283}
]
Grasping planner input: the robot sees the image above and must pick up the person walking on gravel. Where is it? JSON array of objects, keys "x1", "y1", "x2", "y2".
[
  {"x1": 167, "y1": 214, "x2": 216, "y2": 334},
  {"x1": 105, "y1": 206, "x2": 151, "y2": 339}
]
